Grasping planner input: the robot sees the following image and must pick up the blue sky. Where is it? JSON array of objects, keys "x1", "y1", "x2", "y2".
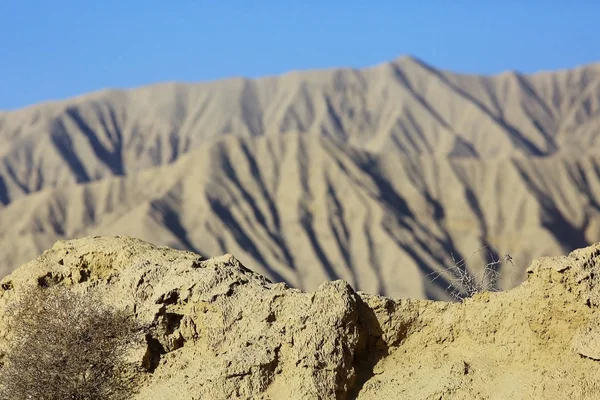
[{"x1": 1, "y1": 1, "x2": 599, "y2": 110}]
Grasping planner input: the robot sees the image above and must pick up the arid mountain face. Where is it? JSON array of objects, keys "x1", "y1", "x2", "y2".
[{"x1": 1, "y1": 56, "x2": 600, "y2": 299}]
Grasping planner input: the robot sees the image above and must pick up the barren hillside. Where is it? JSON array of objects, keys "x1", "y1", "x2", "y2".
[
  {"x1": 2, "y1": 57, "x2": 600, "y2": 299},
  {"x1": 2, "y1": 236, "x2": 600, "y2": 399}
]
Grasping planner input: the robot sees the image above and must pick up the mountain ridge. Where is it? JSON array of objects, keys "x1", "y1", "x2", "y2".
[
  {"x1": 3, "y1": 56, "x2": 600, "y2": 113},
  {"x1": 2, "y1": 58, "x2": 600, "y2": 299}
]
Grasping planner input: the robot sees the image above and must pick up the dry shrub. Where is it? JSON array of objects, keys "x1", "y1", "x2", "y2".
[
  {"x1": 0, "y1": 285, "x2": 139, "y2": 400},
  {"x1": 428, "y1": 246, "x2": 516, "y2": 302}
]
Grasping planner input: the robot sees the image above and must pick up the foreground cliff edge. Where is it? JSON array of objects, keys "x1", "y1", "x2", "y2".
[{"x1": 1, "y1": 236, "x2": 600, "y2": 399}]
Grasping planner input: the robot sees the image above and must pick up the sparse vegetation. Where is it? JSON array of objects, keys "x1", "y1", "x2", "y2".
[
  {"x1": 0, "y1": 285, "x2": 139, "y2": 400},
  {"x1": 428, "y1": 246, "x2": 515, "y2": 302}
]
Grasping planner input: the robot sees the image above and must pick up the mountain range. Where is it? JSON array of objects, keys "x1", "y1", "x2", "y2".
[{"x1": 2, "y1": 56, "x2": 600, "y2": 299}]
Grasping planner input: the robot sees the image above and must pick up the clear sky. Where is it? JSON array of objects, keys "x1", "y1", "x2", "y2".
[{"x1": 1, "y1": 1, "x2": 599, "y2": 110}]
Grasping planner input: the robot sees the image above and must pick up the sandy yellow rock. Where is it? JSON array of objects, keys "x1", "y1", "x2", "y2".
[{"x1": 1, "y1": 236, "x2": 600, "y2": 399}]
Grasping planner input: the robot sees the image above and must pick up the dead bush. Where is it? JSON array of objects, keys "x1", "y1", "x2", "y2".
[
  {"x1": 0, "y1": 285, "x2": 139, "y2": 400},
  {"x1": 427, "y1": 246, "x2": 516, "y2": 302}
]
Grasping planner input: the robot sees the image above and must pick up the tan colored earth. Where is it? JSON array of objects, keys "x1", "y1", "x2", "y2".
[
  {"x1": 1, "y1": 236, "x2": 600, "y2": 399},
  {"x1": 2, "y1": 58, "x2": 600, "y2": 299}
]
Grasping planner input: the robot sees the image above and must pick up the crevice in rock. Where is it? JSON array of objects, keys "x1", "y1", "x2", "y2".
[
  {"x1": 164, "y1": 312, "x2": 184, "y2": 335},
  {"x1": 142, "y1": 334, "x2": 165, "y2": 373},
  {"x1": 347, "y1": 297, "x2": 390, "y2": 399},
  {"x1": 37, "y1": 272, "x2": 63, "y2": 288},
  {"x1": 156, "y1": 289, "x2": 180, "y2": 305}
]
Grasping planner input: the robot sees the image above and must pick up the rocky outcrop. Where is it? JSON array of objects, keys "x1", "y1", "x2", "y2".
[{"x1": 1, "y1": 236, "x2": 600, "y2": 399}]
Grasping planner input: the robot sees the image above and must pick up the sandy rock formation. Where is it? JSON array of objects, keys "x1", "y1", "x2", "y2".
[{"x1": 1, "y1": 236, "x2": 600, "y2": 399}]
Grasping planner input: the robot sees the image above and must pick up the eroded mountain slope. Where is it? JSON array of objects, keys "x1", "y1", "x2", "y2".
[
  {"x1": 2, "y1": 58, "x2": 600, "y2": 298},
  {"x1": 1, "y1": 57, "x2": 600, "y2": 202},
  {"x1": 3, "y1": 133, "x2": 600, "y2": 298}
]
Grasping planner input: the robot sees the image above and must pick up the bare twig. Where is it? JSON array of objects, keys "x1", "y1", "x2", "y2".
[{"x1": 427, "y1": 246, "x2": 515, "y2": 302}]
